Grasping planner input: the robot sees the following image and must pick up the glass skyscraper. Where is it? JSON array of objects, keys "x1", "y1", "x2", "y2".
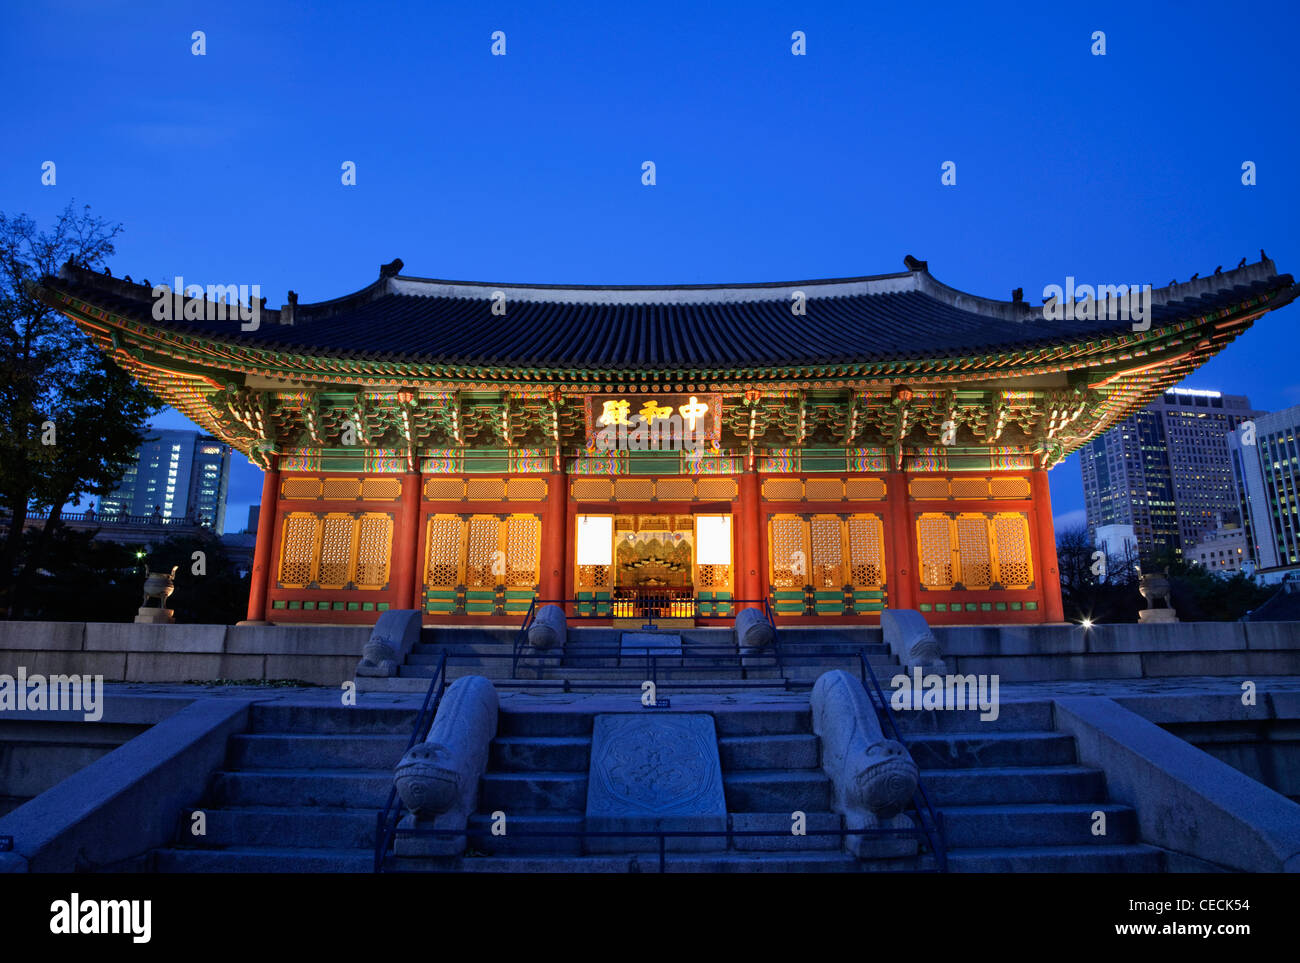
[{"x1": 98, "y1": 429, "x2": 232, "y2": 534}]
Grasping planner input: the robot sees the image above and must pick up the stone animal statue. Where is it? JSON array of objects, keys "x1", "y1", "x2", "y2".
[
  {"x1": 881, "y1": 609, "x2": 948, "y2": 673},
  {"x1": 393, "y1": 675, "x2": 498, "y2": 856},
  {"x1": 356, "y1": 610, "x2": 420, "y2": 678},
  {"x1": 527, "y1": 603, "x2": 566, "y2": 650},
  {"x1": 734, "y1": 606, "x2": 776, "y2": 650},
  {"x1": 811, "y1": 670, "x2": 920, "y2": 859}
]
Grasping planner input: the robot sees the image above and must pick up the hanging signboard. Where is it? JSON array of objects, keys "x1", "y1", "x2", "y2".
[{"x1": 583, "y1": 393, "x2": 722, "y2": 454}]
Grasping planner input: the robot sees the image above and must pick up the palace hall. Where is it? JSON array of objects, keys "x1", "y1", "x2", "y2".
[{"x1": 35, "y1": 255, "x2": 1297, "y2": 627}]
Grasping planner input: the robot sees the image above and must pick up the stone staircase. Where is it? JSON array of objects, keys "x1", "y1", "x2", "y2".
[
  {"x1": 404, "y1": 700, "x2": 861, "y2": 872},
  {"x1": 152, "y1": 704, "x2": 410, "y2": 872},
  {"x1": 361, "y1": 625, "x2": 898, "y2": 694},
  {"x1": 146, "y1": 684, "x2": 1165, "y2": 872},
  {"x1": 893, "y1": 699, "x2": 1164, "y2": 871}
]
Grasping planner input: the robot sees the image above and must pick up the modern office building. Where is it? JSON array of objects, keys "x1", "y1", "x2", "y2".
[
  {"x1": 1081, "y1": 388, "x2": 1259, "y2": 564},
  {"x1": 99, "y1": 429, "x2": 232, "y2": 534},
  {"x1": 1229, "y1": 404, "x2": 1300, "y2": 573},
  {"x1": 1185, "y1": 522, "x2": 1247, "y2": 575}
]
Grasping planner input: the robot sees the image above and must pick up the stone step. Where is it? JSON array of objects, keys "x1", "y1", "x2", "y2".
[
  {"x1": 419, "y1": 628, "x2": 517, "y2": 646},
  {"x1": 782, "y1": 653, "x2": 897, "y2": 667},
  {"x1": 775, "y1": 627, "x2": 882, "y2": 646},
  {"x1": 249, "y1": 704, "x2": 414, "y2": 735},
  {"x1": 478, "y1": 772, "x2": 589, "y2": 812},
  {"x1": 209, "y1": 769, "x2": 392, "y2": 809},
  {"x1": 713, "y1": 708, "x2": 812, "y2": 737},
  {"x1": 903, "y1": 732, "x2": 1077, "y2": 769},
  {"x1": 445, "y1": 852, "x2": 861, "y2": 873},
  {"x1": 945, "y1": 844, "x2": 1166, "y2": 873},
  {"x1": 154, "y1": 846, "x2": 372, "y2": 873},
  {"x1": 918, "y1": 765, "x2": 1107, "y2": 806},
  {"x1": 182, "y1": 806, "x2": 377, "y2": 850},
  {"x1": 718, "y1": 734, "x2": 819, "y2": 771},
  {"x1": 410, "y1": 643, "x2": 512, "y2": 658},
  {"x1": 729, "y1": 812, "x2": 844, "y2": 851},
  {"x1": 227, "y1": 733, "x2": 408, "y2": 770},
  {"x1": 407, "y1": 654, "x2": 513, "y2": 670},
  {"x1": 891, "y1": 700, "x2": 1056, "y2": 735},
  {"x1": 465, "y1": 812, "x2": 585, "y2": 855},
  {"x1": 489, "y1": 736, "x2": 591, "y2": 773},
  {"x1": 492, "y1": 706, "x2": 814, "y2": 738},
  {"x1": 723, "y1": 771, "x2": 831, "y2": 812},
  {"x1": 938, "y1": 802, "x2": 1137, "y2": 848},
  {"x1": 497, "y1": 709, "x2": 597, "y2": 737}
]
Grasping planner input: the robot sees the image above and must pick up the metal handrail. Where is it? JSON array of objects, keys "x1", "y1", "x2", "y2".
[
  {"x1": 857, "y1": 650, "x2": 948, "y2": 872},
  {"x1": 373, "y1": 650, "x2": 449, "y2": 873},
  {"x1": 508, "y1": 597, "x2": 539, "y2": 679}
]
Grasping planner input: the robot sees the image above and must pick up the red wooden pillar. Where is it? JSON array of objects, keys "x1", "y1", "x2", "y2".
[
  {"x1": 390, "y1": 471, "x2": 421, "y2": 613},
  {"x1": 737, "y1": 470, "x2": 761, "y2": 609},
  {"x1": 246, "y1": 457, "x2": 280, "y2": 623},
  {"x1": 886, "y1": 470, "x2": 915, "y2": 610},
  {"x1": 540, "y1": 470, "x2": 567, "y2": 604},
  {"x1": 561, "y1": 478, "x2": 577, "y2": 616},
  {"x1": 1031, "y1": 468, "x2": 1065, "y2": 622}
]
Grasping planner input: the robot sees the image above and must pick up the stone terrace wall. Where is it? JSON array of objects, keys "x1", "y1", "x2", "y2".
[
  {"x1": 0, "y1": 622, "x2": 369, "y2": 686},
  {"x1": 931, "y1": 622, "x2": 1300, "y2": 682}
]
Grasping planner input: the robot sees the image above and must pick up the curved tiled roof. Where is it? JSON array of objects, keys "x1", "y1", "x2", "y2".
[{"x1": 43, "y1": 257, "x2": 1297, "y2": 370}]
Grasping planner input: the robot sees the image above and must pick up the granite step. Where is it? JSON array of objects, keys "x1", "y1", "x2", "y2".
[
  {"x1": 489, "y1": 736, "x2": 591, "y2": 772},
  {"x1": 448, "y1": 852, "x2": 860, "y2": 873},
  {"x1": 209, "y1": 768, "x2": 392, "y2": 809},
  {"x1": 938, "y1": 802, "x2": 1138, "y2": 848},
  {"x1": 718, "y1": 734, "x2": 820, "y2": 770},
  {"x1": 496, "y1": 710, "x2": 597, "y2": 737},
  {"x1": 729, "y1": 812, "x2": 844, "y2": 851},
  {"x1": 227, "y1": 733, "x2": 408, "y2": 770},
  {"x1": 493, "y1": 707, "x2": 813, "y2": 738},
  {"x1": 478, "y1": 772, "x2": 589, "y2": 812},
  {"x1": 945, "y1": 844, "x2": 1166, "y2": 873},
  {"x1": 465, "y1": 812, "x2": 585, "y2": 855},
  {"x1": 180, "y1": 806, "x2": 377, "y2": 849},
  {"x1": 248, "y1": 704, "x2": 414, "y2": 735},
  {"x1": 891, "y1": 700, "x2": 1056, "y2": 735},
  {"x1": 723, "y1": 771, "x2": 831, "y2": 812},
  {"x1": 918, "y1": 765, "x2": 1108, "y2": 806},
  {"x1": 903, "y1": 732, "x2": 1077, "y2": 769},
  {"x1": 154, "y1": 845, "x2": 372, "y2": 873}
]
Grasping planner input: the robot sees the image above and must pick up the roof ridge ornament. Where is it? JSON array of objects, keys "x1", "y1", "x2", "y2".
[
  {"x1": 380, "y1": 258, "x2": 404, "y2": 279},
  {"x1": 903, "y1": 255, "x2": 928, "y2": 272}
]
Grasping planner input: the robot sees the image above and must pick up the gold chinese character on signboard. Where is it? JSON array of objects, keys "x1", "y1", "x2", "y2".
[
  {"x1": 678, "y1": 396, "x2": 708, "y2": 430},
  {"x1": 639, "y1": 401, "x2": 673, "y2": 423},
  {"x1": 597, "y1": 400, "x2": 631, "y2": 426}
]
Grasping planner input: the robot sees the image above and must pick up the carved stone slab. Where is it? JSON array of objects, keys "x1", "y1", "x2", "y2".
[
  {"x1": 585, "y1": 713, "x2": 726, "y2": 852},
  {"x1": 620, "y1": 632, "x2": 683, "y2": 657}
]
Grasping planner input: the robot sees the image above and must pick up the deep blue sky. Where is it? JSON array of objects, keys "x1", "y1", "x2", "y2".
[{"x1": 6, "y1": 1, "x2": 1297, "y2": 532}]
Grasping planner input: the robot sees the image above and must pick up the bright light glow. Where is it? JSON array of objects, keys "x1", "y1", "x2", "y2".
[
  {"x1": 695, "y1": 515, "x2": 732, "y2": 566},
  {"x1": 575, "y1": 515, "x2": 612, "y2": 566},
  {"x1": 1167, "y1": 388, "x2": 1222, "y2": 398},
  {"x1": 1081, "y1": 618, "x2": 1094, "y2": 629}
]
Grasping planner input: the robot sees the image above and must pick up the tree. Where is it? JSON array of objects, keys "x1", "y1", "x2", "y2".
[
  {"x1": 1165, "y1": 561, "x2": 1273, "y2": 622},
  {"x1": 0, "y1": 203, "x2": 161, "y2": 617},
  {"x1": 1056, "y1": 525, "x2": 1142, "y2": 623}
]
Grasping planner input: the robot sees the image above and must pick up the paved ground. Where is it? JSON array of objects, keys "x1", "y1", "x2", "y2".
[{"x1": 81, "y1": 673, "x2": 1300, "y2": 712}]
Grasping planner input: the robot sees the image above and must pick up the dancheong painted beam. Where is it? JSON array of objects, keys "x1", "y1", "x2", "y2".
[{"x1": 34, "y1": 255, "x2": 1298, "y2": 626}]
